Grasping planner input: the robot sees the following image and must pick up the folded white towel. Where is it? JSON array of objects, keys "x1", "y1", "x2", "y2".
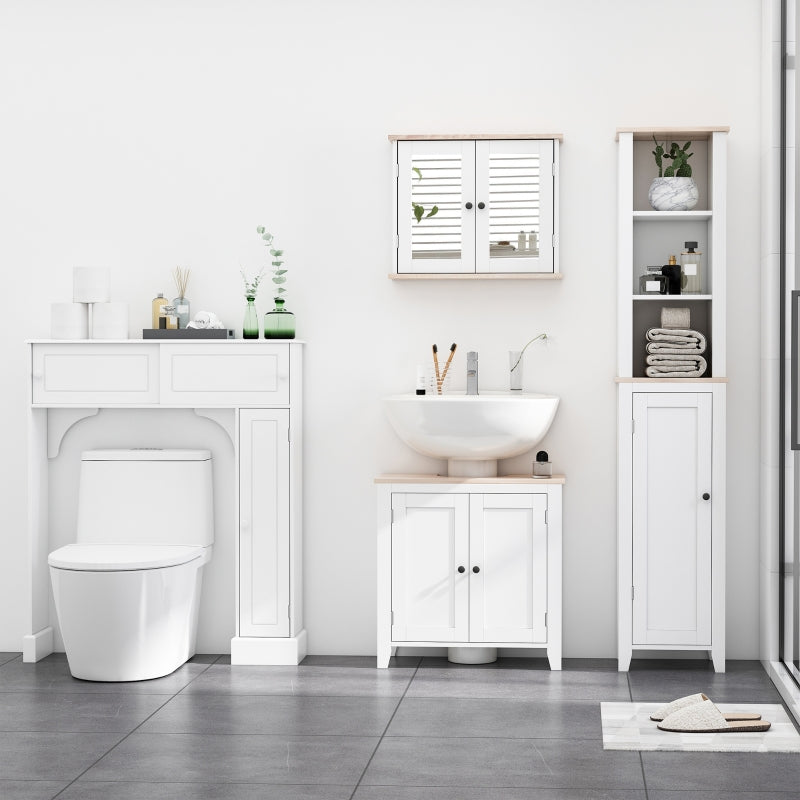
[
  {"x1": 646, "y1": 344, "x2": 706, "y2": 355},
  {"x1": 646, "y1": 327, "x2": 707, "y2": 352},
  {"x1": 645, "y1": 353, "x2": 708, "y2": 378}
]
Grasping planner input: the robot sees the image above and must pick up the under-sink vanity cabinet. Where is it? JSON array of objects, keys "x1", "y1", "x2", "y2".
[
  {"x1": 26, "y1": 340, "x2": 305, "y2": 666},
  {"x1": 376, "y1": 476, "x2": 563, "y2": 669},
  {"x1": 391, "y1": 135, "x2": 561, "y2": 278}
]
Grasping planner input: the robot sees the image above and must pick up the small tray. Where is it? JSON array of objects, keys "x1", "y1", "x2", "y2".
[{"x1": 142, "y1": 329, "x2": 235, "y2": 339}]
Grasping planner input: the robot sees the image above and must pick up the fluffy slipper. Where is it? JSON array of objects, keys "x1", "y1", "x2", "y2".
[
  {"x1": 658, "y1": 699, "x2": 771, "y2": 733},
  {"x1": 650, "y1": 692, "x2": 761, "y2": 722}
]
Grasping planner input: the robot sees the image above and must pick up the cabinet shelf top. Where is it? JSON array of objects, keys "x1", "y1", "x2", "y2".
[
  {"x1": 616, "y1": 126, "x2": 729, "y2": 141},
  {"x1": 388, "y1": 133, "x2": 564, "y2": 142}
]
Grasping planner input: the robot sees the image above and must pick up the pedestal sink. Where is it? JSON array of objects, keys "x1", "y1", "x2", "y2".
[{"x1": 383, "y1": 392, "x2": 559, "y2": 477}]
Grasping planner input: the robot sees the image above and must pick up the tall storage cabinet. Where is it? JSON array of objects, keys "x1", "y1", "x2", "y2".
[{"x1": 616, "y1": 128, "x2": 728, "y2": 672}]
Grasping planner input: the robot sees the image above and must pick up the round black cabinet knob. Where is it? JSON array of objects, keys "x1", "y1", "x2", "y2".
[
  {"x1": 457, "y1": 566, "x2": 466, "y2": 574},
  {"x1": 477, "y1": 201, "x2": 486, "y2": 209},
  {"x1": 702, "y1": 492, "x2": 711, "y2": 501},
  {"x1": 472, "y1": 566, "x2": 480, "y2": 573},
  {"x1": 465, "y1": 202, "x2": 473, "y2": 209}
]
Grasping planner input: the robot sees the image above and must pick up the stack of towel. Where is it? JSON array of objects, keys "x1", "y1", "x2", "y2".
[{"x1": 645, "y1": 308, "x2": 707, "y2": 378}]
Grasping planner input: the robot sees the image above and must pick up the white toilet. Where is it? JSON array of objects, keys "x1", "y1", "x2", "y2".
[{"x1": 48, "y1": 448, "x2": 214, "y2": 682}]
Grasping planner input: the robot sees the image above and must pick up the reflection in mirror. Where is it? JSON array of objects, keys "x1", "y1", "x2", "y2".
[
  {"x1": 488, "y1": 153, "x2": 540, "y2": 259},
  {"x1": 410, "y1": 155, "x2": 462, "y2": 260}
]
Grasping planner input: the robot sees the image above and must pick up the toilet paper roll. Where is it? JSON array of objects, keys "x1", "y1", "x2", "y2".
[
  {"x1": 73, "y1": 266, "x2": 110, "y2": 303},
  {"x1": 91, "y1": 302, "x2": 128, "y2": 339},
  {"x1": 50, "y1": 303, "x2": 89, "y2": 339}
]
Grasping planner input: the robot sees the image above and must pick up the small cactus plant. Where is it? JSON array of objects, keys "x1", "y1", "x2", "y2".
[{"x1": 652, "y1": 136, "x2": 694, "y2": 177}]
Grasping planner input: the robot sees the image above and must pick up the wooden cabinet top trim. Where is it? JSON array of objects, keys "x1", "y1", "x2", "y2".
[
  {"x1": 374, "y1": 473, "x2": 566, "y2": 485},
  {"x1": 616, "y1": 126, "x2": 729, "y2": 141},
  {"x1": 388, "y1": 133, "x2": 564, "y2": 142}
]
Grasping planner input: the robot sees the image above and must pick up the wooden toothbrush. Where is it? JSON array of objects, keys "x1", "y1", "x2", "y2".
[
  {"x1": 432, "y1": 344, "x2": 441, "y2": 392},
  {"x1": 439, "y1": 343, "x2": 457, "y2": 391}
]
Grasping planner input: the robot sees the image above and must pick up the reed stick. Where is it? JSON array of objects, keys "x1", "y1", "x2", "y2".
[{"x1": 173, "y1": 266, "x2": 190, "y2": 298}]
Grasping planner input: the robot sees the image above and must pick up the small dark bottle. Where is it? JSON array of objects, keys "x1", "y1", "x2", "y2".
[{"x1": 661, "y1": 255, "x2": 681, "y2": 295}]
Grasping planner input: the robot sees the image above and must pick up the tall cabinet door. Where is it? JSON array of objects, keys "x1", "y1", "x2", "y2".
[
  {"x1": 391, "y1": 493, "x2": 469, "y2": 642},
  {"x1": 239, "y1": 409, "x2": 290, "y2": 638},
  {"x1": 397, "y1": 140, "x2": 476, "y2": 274},
  {"x1": 632, "y1": 393, "x2": 712, "y2": 646},
  {"x1": 469, "y1": 494, "x2": 548, "y2": 643}
]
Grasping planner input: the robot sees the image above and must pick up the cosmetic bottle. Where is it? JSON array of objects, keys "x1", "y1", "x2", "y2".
[
  {"x1": 661, "y1": 255, "x2": 681, "y2": 295},
  {"x1": 163, "y1": 305, "x2": 178, "y2": 330},
  {"x1": 529, "y1": 231, "x2": 538, "y2": 254},
  {"x1": 533, "y1": 450, "x2": 552, "y2": 478},
  {"x1": 151, "y1": 293, "x2": 167, "y2": 329},
  {"x1": 639, "y1": 266, "x2": 668, "y2": 295},
  {"x1": 680, "y1": 241, "x2": 703, "y2": 294},
  {"x1": 517, "y1": 231, "x2": 526, "y2": 251},
  {"x1": 416, "y1": 365, "x2": 426, "y2": 396}
]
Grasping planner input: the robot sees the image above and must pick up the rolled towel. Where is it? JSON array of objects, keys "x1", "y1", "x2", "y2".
[
  {"x1": 661, "y1": 307, "x2": 690, "y2": 329},
  {"x1": 186, "y1": 310, "x2": 225, "y2": 329},
  {"x1": 646, "y1": 327, "x2": 707, "y2": 352}
]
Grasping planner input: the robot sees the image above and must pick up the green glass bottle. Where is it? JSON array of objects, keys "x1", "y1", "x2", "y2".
[
  {"x1": 242, "y1": 297, "x2": 259, "y2": 339},
  {"x1": 263, "y1": 298, "x2": 296, "y2": 339}
]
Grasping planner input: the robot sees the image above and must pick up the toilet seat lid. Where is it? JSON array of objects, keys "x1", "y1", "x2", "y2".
[{"x1": 48, "y1": 544, "x2": 205, "y2": 571}]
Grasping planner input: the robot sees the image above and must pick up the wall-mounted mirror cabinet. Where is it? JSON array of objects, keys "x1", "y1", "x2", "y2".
[{"x1": 390, "y1": 135, "x2": 561, "y2": 279}]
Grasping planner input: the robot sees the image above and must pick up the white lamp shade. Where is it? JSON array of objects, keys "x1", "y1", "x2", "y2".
[
  {"x1": 73, "y1": 267, "x2": 110, "y2": 303},
  {"x1": 50, "y1": 303, "x2": 89, "y2": 339},
  {"x1": 91, "y1": 302, "x2": 128, "y2": 339}
]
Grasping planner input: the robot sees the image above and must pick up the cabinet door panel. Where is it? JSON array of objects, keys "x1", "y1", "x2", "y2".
[
  {"x1": 397, "y1": 141, "x2": 475, "y2": 274},
  {"x1": 239, "y1": 409, "x2": 290, "y2": 637},
  {"x1": 469, "y1": 494, "x2": 548, "y2": 643},
  {"x1": 391, "y1": 493, "x2": 469, "y2": 641},
  {"x1": 475, "y1": 139, "x2": 555, "y2": 274},
  {"x1": 632, "y1": 393, "x2": 712, "y2": 645}
]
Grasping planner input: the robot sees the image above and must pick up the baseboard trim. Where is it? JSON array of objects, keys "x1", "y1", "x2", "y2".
[
  {"x1": 22, "y1": 627, "x2": 53, "y2": 663},
  {"x1": 230, "y1": 630, "x2": 308, "y2": 665}
]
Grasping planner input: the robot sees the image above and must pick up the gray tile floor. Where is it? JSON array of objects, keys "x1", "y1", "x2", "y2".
[{"x1": 0, "y1": 652, "x2": 797, "y2": 799}]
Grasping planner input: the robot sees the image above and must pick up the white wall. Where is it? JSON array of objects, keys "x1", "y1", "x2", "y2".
[{"x1": 0, "y1": 0, "x2": 763, "y2": 658}]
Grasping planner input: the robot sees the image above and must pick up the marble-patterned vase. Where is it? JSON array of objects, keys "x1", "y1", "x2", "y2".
[{"x1": 648, "y1": 177, "x2": 699, "y2": 211}]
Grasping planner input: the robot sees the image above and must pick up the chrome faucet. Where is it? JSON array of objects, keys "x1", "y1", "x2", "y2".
[{"x1": 466, "y1": 351, "x2": 479, "y2": 395}]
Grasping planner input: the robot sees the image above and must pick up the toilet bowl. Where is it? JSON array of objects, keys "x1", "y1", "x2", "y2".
[{"x1": 48, "y1": 449, "x2": 214, "y2": 682}]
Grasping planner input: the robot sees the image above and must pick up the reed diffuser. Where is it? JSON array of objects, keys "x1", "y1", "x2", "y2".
[{"x1": 172, "y1": 267, "x2": 191, "y2": 329}]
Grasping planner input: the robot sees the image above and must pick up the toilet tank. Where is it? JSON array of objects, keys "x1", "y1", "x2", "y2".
[{"x1": 76, "y1": 449, "x2": 214, "y2": 546}]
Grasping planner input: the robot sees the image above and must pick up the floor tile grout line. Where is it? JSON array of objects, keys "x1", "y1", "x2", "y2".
[
  {"x1": 347, "y1": 656, "x2": 422, "y2": 800},
  {"x1": 49, "y1": 659, "x2": 219, "y2": 800}
]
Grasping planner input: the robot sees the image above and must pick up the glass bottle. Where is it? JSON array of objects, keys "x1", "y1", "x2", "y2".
[
  {"x1": 680, "y1": 241, "x2": 703, "y2": 294},
  {"x1": 263, "y1": 297, "x2": 296, "y2": 339},
  {"x1": 243, "y1": 297, "x2": 259, "y2": 339},
  {"x1": 172, "y1": 296, "x2": 190, "y2": 329},
  {"x1": 151, "y1": 293, "x2": 166, "y2": 329}
]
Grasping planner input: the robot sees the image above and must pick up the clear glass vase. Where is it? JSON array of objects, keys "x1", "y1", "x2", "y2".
[
  {"x1": 242, "y1": 297, "x2": 259, "y2": 339},
  {"x1": 263, "y1": 298, "x2": 296, "y2": 339},
  {"x1": 173, "y1": 296, "x2": 190, "y2": 329}
]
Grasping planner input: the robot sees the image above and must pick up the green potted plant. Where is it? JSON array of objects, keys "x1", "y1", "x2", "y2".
[
  {"x1": 648, "y1": 137, "x2": 699, "y2": 211},
  {"x1": 257, "y1": 226, "x2": 296, "y2": 339}
]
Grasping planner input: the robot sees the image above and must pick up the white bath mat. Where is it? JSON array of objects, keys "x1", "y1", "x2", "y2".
[{"x1": 601, "y1": 702, "x2": 800, "y2": 753}]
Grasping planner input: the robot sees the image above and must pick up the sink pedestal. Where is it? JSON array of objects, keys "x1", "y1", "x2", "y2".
[
  {"x1": 448, "y1": 646, "x2": 498, "y2": 664},
  {"x1": 447, "y1": 459, "x2": 498, "y2": 478}
]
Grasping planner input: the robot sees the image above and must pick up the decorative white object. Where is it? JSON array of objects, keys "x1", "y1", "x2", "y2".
[
  {"x1": 376, "y1": 474, "x2": 563, "y2": 669},
  {"x1": 25, "y1": 341, "x2": 305, "y2": 668},
  {"x1": 90, "y1": 302, "x2": 128, "y2": 339},
  {"x1": 72, "y1": 267, "x2": 110, "y2": 303},
  {"x1": 48, "y1": 449, "x2": 213, "y2": 681},
  {"x1": 647, "y1": 176, "x2": 699, "y2": 211},
  {"x1": 50, "y1": 303, "x2": 88, "y2": 339},
  {"x1": 616, "y1": 127, "x2": 728, "y2": 673},
  {"x1": 186, "y1": 310, "x2": 225, "y2": 329}
]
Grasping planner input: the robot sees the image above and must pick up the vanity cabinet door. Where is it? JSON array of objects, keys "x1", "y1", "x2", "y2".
[
  {"x1": 469, "y1": 493, "x2": 548, "y2": 643},
  {"x1": 391, "y1": 493, "x2": 469, "y2": 642},
  {"x1": 632, "y1": 392, "x2": 712, "y2": 646},
  {"x1": 396, "y1": 140, "x2": 476, "y2": 274},
  {"x1": 239, "y1": 409, "x2": 290, "y2": 638}
]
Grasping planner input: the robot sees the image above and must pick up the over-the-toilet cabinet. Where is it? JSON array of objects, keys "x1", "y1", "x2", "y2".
[
  {"x1": 392, "y1": 135, "x2": 560, "y2": 275},
  {"x1": 376, "y1": 477, "x2": 563, "y2": 669},
  {"x1": 616, "y1": 126, "x2": 727, "y2": 672},
  {"x1": 26, "y1": 341, "x2": 304, "y2": 666}
]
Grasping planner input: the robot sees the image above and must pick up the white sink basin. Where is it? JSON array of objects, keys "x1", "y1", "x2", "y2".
[{"x1": 383, "y1": 392, "x2": 559, "y2": 477}]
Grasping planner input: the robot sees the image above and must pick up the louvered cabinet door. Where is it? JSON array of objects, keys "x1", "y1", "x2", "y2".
[
  {"x1": 475, "y1": 139, "x2": 556, "y2": 274},
  {"x1": 397, "y1": 140, "x2": 476, "y2": 274}
]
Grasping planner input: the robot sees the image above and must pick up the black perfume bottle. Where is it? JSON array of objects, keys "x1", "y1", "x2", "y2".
[{"x1": 661, "y1": 254, "x2": 681, "y2": 295}]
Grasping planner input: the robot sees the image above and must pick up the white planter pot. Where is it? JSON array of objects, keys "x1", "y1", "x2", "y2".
[{"x1": 648, "y1": 177, "x2": 699, "y2": 211}]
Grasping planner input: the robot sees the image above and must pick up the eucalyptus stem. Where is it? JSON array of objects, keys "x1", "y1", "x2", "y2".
[{"x1": 510, "y1": 333, "x2": 548, "y2": 372}]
